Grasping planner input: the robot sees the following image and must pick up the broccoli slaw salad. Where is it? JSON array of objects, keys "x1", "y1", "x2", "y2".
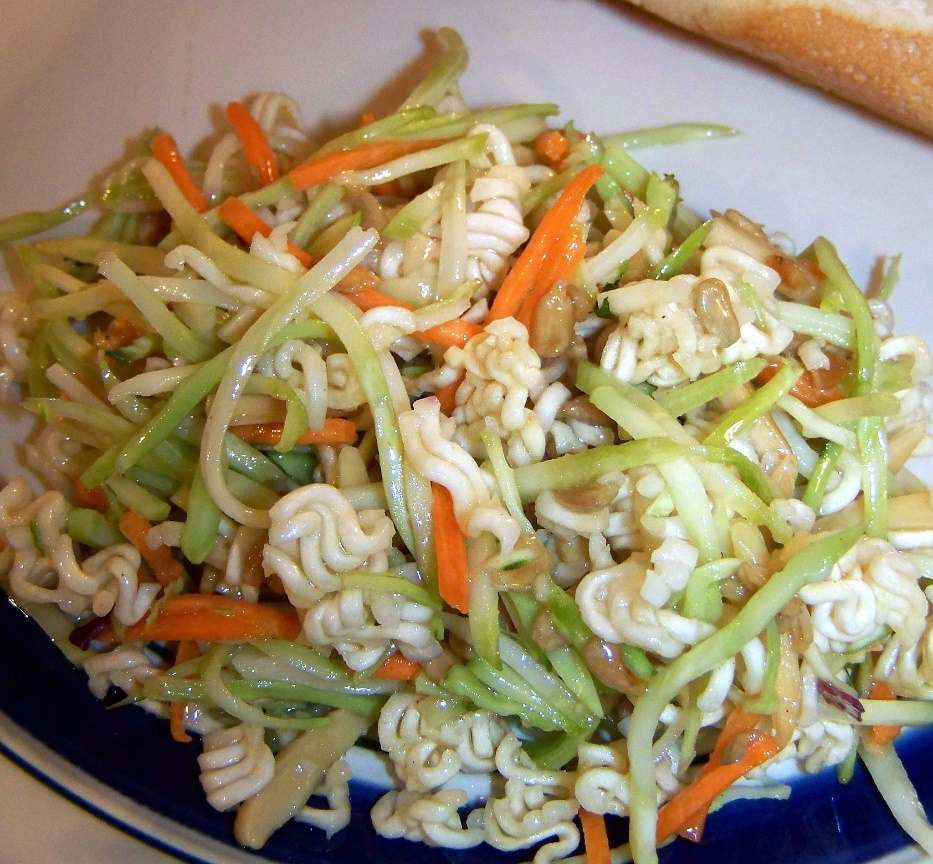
[{"x1": 0, "y1": 26, "x2": 931, "y2": 864}]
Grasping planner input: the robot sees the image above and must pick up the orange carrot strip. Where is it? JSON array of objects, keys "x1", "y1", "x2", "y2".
[
  {"x1": 226, "y1": 101, "x2": 279, "y2": 185},
  {"x1": 534, "y1": 130, "x2": 569, "y2": 168},
  {"x1": 119, "y1": 510, "x2": 186, "y2": 587},
  {"x1": 170, "y1": 640, "x2": 200, "y2": 743},
  {"x1": 75, "y1": 479, "x2": 108, "y2": 513},
  {"x1": 127, "y1": 608, "x2": 301, "y2": 642},
  {"x1": 343, "y1": 286, "x2": 409, "y2": 312},
  {"x1": 757, "y1": 353, "x2": 848, "y2": 407},
  {"x1": 230, "y1": 417, "x2": 358, "y2": 447},
  {"x1": 151, "y1": 133, "x2": 208, "y2": 213},
  {"x1": 869, "y1": 680, "x2": 902, "y2": 745},
  {"x1": 657, "y1": 708, "x2": 780, "y2": 843},
  {"x1": 288, "y1": 139, "x2": 446, "y2": 191},
  {"x1": 359, "y1": 112, "x2": 377, "y2": 126},
  {"x1": 416, "y1": 319, "x2": 483, "y2": 349},
  {"x1": 487, "y1": 163, "x2": 603, "y2": 323},
  {"x1": 435, "y1": 374, "x2": 464, "y2": 416},
  {"x1": 95, "y1": 317, "x2": 141, "y2": 350},
  {"x1": 517, "y1": 224, "x2": 586, "y2": 329},
  {"x1": 341, "y1": 287, "x2": 481, "y2": 348},
  {"x1": 580, "y1": 810, "x2": 611, "y2": 864},
  {"x1": 375, "y1": 653, "x2": 423, "y2": 680},
  {"x1": 217, "y1": 197, "x2": 314, "y2": 266},
  {"x1": 432, "y1": 484, "x2": 469, "y2": 613}
]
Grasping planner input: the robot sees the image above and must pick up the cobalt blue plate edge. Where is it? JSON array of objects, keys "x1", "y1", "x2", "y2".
[{"x1": 0, "y1": 591, "x2": 930, "y2": 864}]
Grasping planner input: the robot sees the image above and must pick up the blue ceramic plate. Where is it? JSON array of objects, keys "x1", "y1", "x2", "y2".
[{"x1": 1, "y1": 1, "x2": 931, "y2": 861}]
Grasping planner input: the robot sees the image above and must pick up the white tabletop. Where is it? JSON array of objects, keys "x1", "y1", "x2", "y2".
[{"x1": 0, "y1": 754, "x2": 174, "y2": 864}]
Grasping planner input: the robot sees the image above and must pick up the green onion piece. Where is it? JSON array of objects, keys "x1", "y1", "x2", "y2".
[
  {"x1": 745, "y1": 622, "x2": 780, "y2": 713},
  {"x1": 626, "y1": 525, "x2": 861, "y2": 864},
  {"x1": 67, "y1": 508, "x2": 122, "y2": 549},
  {"x1": 400, "y1": 27, "x2": 468, "y2": 110},
  {"x1": 181, "y1": 467, "x2": 222, "y2": 564},
  {"x1": 703, "y1": 363, "x2": 801, "y2": 448},
  {"x1": 290, "y1": 183, "x2": 345, "y2": 248},
  {"x1": 0, "y1": 197, "x2": 89, "y2": 243},
  {"x1": 603, "y1": 123, "x2": 738, "y2": 151},
  {"x1": 654, "y1": 358, "x2": 767, "y2": 418},
  {"x1": 648, "y1": 219, "x2": 712, "y2": 281}
]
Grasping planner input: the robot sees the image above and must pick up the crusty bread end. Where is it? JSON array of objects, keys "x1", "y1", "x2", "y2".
[{"x1": 623, "y1": 0, "x2": 933, "y2": 136}]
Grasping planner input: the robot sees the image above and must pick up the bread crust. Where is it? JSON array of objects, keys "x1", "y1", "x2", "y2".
[{"x1": 624, "y1": 0, "x2": 933, "y2": 136}]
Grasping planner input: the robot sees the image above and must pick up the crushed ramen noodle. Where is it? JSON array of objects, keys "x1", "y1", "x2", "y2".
[{"x1": 3, "y1": 27, "x2": 933, "y2": 864}]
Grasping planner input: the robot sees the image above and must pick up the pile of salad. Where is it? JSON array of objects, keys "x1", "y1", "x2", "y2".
[{"x1": 1, "y1": 27, "x2": 932, "y2": 864}]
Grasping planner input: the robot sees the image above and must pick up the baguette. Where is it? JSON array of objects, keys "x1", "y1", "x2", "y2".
[{"x1": 622, "y1": 0, "x2": 933, "y2": 136}]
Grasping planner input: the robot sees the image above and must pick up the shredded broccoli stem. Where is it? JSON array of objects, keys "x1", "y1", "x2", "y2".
[
  {"x1": 290, "y1": 183, "x2": 345, "y2": 248},
  {"x1": 400, "y1": 27, "x2": 469, "y2": 110},
  {"x1": 627, "y1": 525, "x2": 861, "y2": 864},
  {"x1": 878, "y1": 254, "x2": 902, "y2": 302},
  {"x1": 745, "y1": 621, "x2": 780, "y2": 713},
  {"x1": 382, "y1": 182, "x2": 445, "y2": 240},
  {"x1": 480, "y1": 423, "x2": 534, "y2": 532},
  {"x1": 703, "y1": 363, "x2": 800, "y2": 448},
  {"x1": 603, "y1": 123, "x2": 738, "y2": 151},
  {"x1": 654, "y1": 359, "x2": 768, "y2": 418},
  {"x1": 0, "y1": 197, "x2": 89, "y2": 244},
  {"x1": 647, "y1": 219, "x2": 712, "y2": 281}
]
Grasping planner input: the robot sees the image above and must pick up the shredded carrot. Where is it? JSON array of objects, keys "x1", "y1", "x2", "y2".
[
  {"x1": 151, "y1": 133, "x2": 208, "y2": 213},
  {"x1": 217, "y1": 197, "x2": 313, "y2": 266},
  {"x1": 869, "y1": 680, "x2": 902, "y2": 745},
  {"x1": 359, "y1": 112, "x2": 377, "y2": 126},
  {"x1": 343, "y1": 286, "x2": 409, "y2": 312},
  {"x1": 487, "y1": 163, "x2": 603, "y2": 323},
  {"x1": 170, "y1": 640, "x2": 199, "y2": 743},
  {"x1": 75, "y1": 479, "x2": 108, "y2": 513},
  {"x1": 126, "y1": 595, "x2": 301, "y2": 642},
  {"x1": 288, "y1": 138, "x2": 445, "y2": 191},
  {"x1": 119, "y1": 510, "x2": 186, "y2": 586},
  {"x1": 432, "y1": 484, "x2": 469, "y2": 614},
  {"x1": 580, "y1": 809, "x2": 611, "y2": 864},
  {"x1": 230, "y1": 417, "x2": 358, "y2": 447},
  {"x1": 371, "y1": 179, "x2": 406, "y2": 198},
  {"x1": 435, "y1": 374, "x2": 465, "y2": 416},
  {"x1": 534, "y1": 129, "x2": 570, "y2": 168},
  {"x1": 375, "y1": 653, "x2": 423, "y2": 680},
  {"x1": 226, "y1": 101, "x2": 279, "y2": 185},
  {"x1": 757, "y1": 353, "x2": 848, "y2": 407},
  {"x1": 95, "y1": 317, "x2": 141, "y2": 350},
  {"x1": 657, "y1": 708, "x2": 780, "y2": 843},
  {"x1": 516, "y1": 224, "x2": 587, "y2": 329},
  {"x1": 342, "y1": 286, "x2": 482, "y2": 348}
]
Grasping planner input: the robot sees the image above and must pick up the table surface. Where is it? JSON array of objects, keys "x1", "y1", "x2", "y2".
[{"x1": 0, "y1": 754, "x2": 175, "y2": 864}]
